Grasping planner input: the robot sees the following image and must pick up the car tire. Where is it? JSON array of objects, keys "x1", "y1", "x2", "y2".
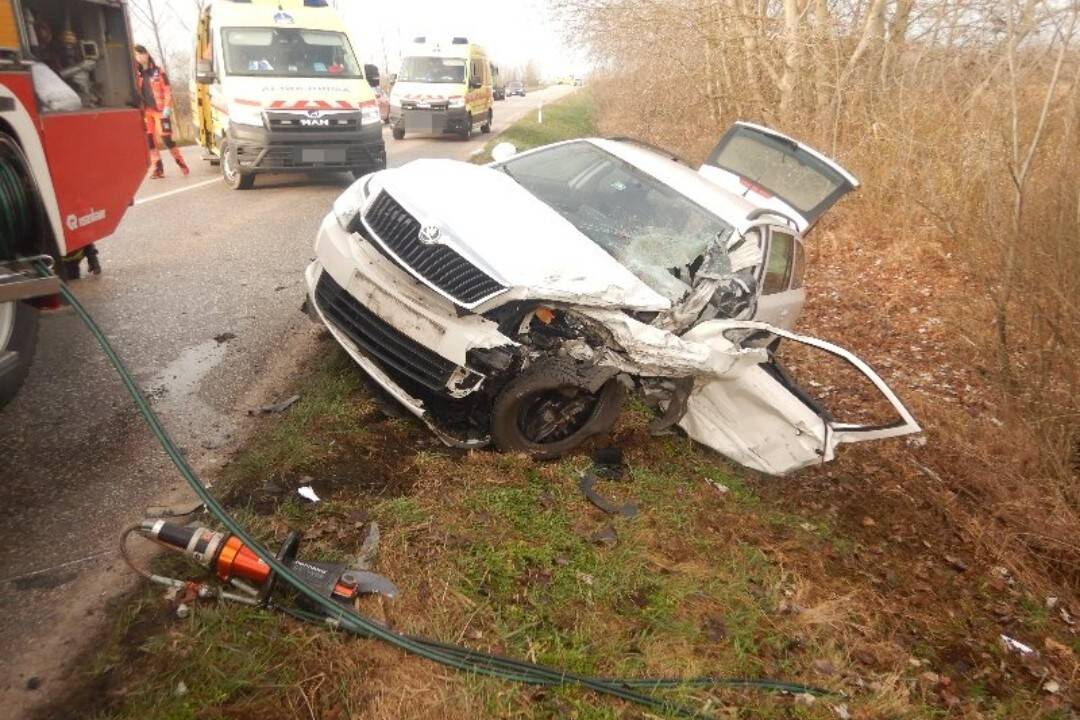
[
  {"x1": 490, "y1": 359, "x2": 624, "y2": 461},
  {"x1": 459, "y1": 113, "x2": 472, "y2": 141},
  {"x1": 0, "y1": 300, "x2": 39, "y2": 410},
  {"x1": 480, "y1": 110, "x2": 492, "y2": 134},
  {"x1": 392, "y1": 126, "x2": 405, "y2": 140},
  {"x1": 221, "y1": 141, "x2": 254, "y2": 190}
]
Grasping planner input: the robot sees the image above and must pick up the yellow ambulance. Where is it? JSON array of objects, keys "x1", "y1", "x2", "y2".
[
  {"x1": 191, "y1": 0, "x2": 386, "y2": 190},
  {"x1": 389, "y1": 37, "x2": 493, "y2": 141}
]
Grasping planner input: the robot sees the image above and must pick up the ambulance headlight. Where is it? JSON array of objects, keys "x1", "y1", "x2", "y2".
[
  {"x1": 333, "y1": 174, "x2": 373, "y2": 230},
  {"x1": 360, "y1": 101, "x2": 381, "y2": 125},
  {"x1": 228, "y1": 104, "x2": 264, "y2": 128},
  {"x1": 448, "y1": 95, "x2": 465, "y2": 109}
]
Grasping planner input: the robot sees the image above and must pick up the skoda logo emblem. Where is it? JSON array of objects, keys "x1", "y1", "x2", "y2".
[{"x1": 417, "y1": 224, "x2": 441, "y2": 245}]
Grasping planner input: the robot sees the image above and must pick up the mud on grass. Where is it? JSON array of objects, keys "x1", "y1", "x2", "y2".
[{"x1": 38, "y1": 333, "x2": 1075, "y2": 719}]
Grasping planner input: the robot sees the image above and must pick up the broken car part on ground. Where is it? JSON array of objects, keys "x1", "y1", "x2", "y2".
[{"x1": 306, "y1": 123, "x2": 920, "y2": 474}]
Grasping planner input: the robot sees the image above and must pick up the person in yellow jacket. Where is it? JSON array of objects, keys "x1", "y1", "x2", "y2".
[{"x1": 134, "y1": 45, "x2": 189, "y2": 179}]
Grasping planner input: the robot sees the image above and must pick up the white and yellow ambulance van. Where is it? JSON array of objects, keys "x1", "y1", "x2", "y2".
[
  {"x1": 389, "y1": 37, "x2": 493, "y2": 141},
  {"x1": 192, "y1": 0, "x2": 386, "y2": 190}
]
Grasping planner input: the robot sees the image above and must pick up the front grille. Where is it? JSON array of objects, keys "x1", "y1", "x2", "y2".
[
  {"x1": 401, "y1": 100, "x2": 448, "y2": 111},
  {"x1": 361, "y1": 191, "x2": 505, "y2": 306},
  {"x1": 314, "y1": 271, "x2": 457, "y2": 392},
  {"x1": 266, "y1": 111, "x2": 360, "y2": 132}
]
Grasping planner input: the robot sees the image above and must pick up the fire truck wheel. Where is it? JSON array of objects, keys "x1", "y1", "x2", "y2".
[
  {"x1": 221, "y1": 141, "x2": 255, "y2": 190},
  {"x1": 0, "y1": 300, "x2": 39, "y2": 410}
]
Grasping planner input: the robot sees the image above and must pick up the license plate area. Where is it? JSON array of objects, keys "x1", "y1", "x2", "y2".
[{"x1": 301, "y1": 148, "x2": 346, "y2": 163}]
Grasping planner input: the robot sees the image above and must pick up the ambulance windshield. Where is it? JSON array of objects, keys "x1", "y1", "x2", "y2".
[
  {"x1": 223, "y1": 28, "x2": 361, "y2": 78},
  {"x1": 398, "y1": 57, "x2": 466, "y2": 84}
]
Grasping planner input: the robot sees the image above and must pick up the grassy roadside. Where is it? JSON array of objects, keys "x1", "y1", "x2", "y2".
[
  {"x1": 44, "y1": 91, "x2": 1075, "y2": 720},
  {"x1": 472, "y1": 89, "x2": 595, "y2": 163}
]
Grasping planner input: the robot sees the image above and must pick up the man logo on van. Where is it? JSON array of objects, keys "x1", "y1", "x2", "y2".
[{"x1": 300, "y1": 111, "x2": 330, "y2": 127}]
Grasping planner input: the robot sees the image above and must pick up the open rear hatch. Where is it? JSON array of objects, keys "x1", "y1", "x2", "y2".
[
  {"x1": 677, "y1": 320, "x2": 920, "y2": 475},
  {"x1": 700, "y1": 122, "x2": 859, "y2": 233}
]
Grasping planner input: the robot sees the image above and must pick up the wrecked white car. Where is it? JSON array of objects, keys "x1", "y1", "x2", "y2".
[{"x1": 304, "y1": 122, "x2": 920, "y2": 475}]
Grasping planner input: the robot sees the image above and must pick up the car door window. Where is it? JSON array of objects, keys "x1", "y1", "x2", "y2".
[{"x1": 762, "y1": 230, "x2": 794, "y2": 294}]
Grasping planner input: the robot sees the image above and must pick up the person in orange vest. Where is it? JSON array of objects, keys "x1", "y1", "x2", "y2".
[{"x1": 134, "y1": 45, "x2": 189, "y2": 179}]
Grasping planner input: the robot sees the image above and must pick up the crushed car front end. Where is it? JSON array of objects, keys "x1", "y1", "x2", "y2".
[{"x1": 306, "y1": 138, "x2": 921, "y2": 475}]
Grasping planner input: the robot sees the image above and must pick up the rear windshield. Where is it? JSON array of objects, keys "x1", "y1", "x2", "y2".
[
  {"x1": 223, "y1": 28, "x2": 361, "y2": 78},
  {"x1": 398, "y1": 56, "x2": 466, "y2": 84},
  {"x1": 706, "y1": 126, "x2": 849, "y2": 223}
]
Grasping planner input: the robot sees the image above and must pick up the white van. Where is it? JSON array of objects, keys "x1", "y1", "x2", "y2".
[
  {"x1": 192, "y1": 0, "x2": 386, "y2": 189},
  {"x1": 388, "y1": 37, "x2": 493, "y2": 141}
]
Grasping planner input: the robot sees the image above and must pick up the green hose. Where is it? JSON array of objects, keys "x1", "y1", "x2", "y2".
[
  {"x1": 43, "y1": 262, "x2": 837, "y2": 716},
  {"x1": 0, "y1": 153, "x2": 32, "y2": 259}
]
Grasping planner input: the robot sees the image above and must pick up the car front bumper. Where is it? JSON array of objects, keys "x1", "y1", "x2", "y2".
[
  {"x1": 305, "y1": 212, "x2": 513, "y2": 405},
  {"x1": 229, "y1": 122, "x2": 386, "y2": 173}
]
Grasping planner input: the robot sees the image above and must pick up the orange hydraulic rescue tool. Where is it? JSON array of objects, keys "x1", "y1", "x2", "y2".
[{"x1": 139, "y1": 519, "x2": 397, "y2": 608}]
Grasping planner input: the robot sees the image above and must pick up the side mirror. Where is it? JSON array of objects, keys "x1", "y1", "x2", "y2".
[
  {"x1": 195, "y1": 59, "x2": 216, "y2": 84},
  {"x1": 491, "y1": 142, "x2": 517, "y2": 163},
  {"x1": 364, "y1": 63, "x2": 380, "y2": 88}
]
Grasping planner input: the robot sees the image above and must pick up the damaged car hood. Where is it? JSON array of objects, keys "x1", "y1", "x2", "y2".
[{"x1": 369, "y1": 159, "x2": 672, "y2": 311}]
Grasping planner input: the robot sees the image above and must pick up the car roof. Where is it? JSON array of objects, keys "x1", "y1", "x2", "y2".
[{"x1": 586, "y1": 138, "x2": 760, "y2": 232}]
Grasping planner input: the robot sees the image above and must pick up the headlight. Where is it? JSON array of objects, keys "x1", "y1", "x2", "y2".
[
  {"x1": 448, "y1": 95, "x2": 465, "y2": 109},
  {"x1": 333, "y1": 174, "x2": 372, "y2": 230},
  {"x1": 228, "y1": 104, "x2": 264, "y2": 128},
  {"x1": 360, "y1": 100, "x2": 381, "y2": 125}
]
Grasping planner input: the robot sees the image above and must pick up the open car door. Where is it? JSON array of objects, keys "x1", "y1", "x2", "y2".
[
  {"x1": 700, "y1": 122, "x2": 859, "y2": 234},
  {"x1": 677, "y1": 320, "x2": 920, "y2": 476}
]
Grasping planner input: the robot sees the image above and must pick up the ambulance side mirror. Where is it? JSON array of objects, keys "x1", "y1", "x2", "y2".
[
  {"x1": 195, "y1": 59, "x2": 216, "y2": 85},
  {"x1": 364, "y1": 63, "x2": 380, "y2": 88}
]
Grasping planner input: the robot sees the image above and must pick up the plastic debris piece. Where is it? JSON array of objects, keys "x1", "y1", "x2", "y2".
[
  {"x1": 249, "y1": 394, "x2": 301, "y2": 416},
  {"x1": 579, "y1": 472, "x2": 638, "y2": 518},
  {"x1": 1000, "y1": 634, "x2": 1035, "y2": 655},
  {"x1": 297, "y1": 486, "x2": 321, "y2": 503}
]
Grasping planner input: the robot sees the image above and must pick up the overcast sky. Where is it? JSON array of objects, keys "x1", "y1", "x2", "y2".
[{"x1": 130, "y1": 0, "x2": 587, "y2": 78}]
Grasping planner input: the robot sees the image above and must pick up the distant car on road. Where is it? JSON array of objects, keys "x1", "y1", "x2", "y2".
[
  {"x1": 306, "y1": 124, "x2": 920, "y2": 474},
  {"x1": 506, "y1": 81, "x2": 525, "y2": 97}
]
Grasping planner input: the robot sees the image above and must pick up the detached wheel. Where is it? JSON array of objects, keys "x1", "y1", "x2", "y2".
[
  {"x1": 480, "y1": 110, "x2": 492, "y2": 134},
  {"x1": 221, "y1": 141, "x2": 255, "y2": 190},
  {"x1": 0, "y1": 301, "x2": 39, "y2": 410},
  {"x1": 490, "y1": 359, "x2": 624, "y2": 460}
]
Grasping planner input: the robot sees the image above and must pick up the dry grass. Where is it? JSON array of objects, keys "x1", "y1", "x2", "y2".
[{"x1": 560, "y1": 0, "x2": 1080, "y2": 601}]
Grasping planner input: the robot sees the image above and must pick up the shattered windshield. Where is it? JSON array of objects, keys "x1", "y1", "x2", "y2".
[{"x1": 498, "y1": 141, "x2": 734, "y2": 300}]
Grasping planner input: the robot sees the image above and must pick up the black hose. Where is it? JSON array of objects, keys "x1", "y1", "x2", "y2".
[{"x1": 45, "y1": 262, "x2": 837, "y2": 715}]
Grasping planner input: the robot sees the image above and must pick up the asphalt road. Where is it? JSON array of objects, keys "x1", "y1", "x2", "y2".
[{"x1": 0, "y1": 85, "x2": 572, "y2": 717}]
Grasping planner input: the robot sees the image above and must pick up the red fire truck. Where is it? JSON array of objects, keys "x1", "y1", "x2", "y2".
[{"x1": 0, "y1": 0, "x2": 147, "y2": 407}]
